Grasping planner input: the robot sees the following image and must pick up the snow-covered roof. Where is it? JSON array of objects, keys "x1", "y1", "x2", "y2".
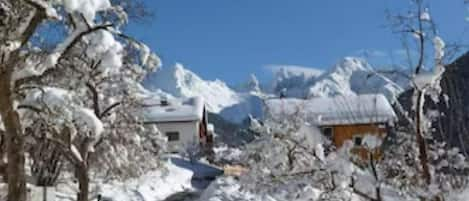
[
  {"x1": 140, "y1": 96, "x2": 205, "y2": 123},
  {"x1": 264, "y1": 94, "x2": 397, "y2": 126}
]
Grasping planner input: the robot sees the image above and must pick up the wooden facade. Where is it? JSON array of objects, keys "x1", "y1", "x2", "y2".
[
  {"x1": 264, "y1": 95, "x2": 397, "y2": 162},
  {"x1": 321, "y1": 123, "x2": 388, "y2": 160}
]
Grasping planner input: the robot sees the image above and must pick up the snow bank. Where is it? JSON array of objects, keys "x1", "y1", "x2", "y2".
[
  {"x1": 199, "y1": 176, "x2": 326, "y2": 201},
  {"x1": 56, "y1": 159, "x2": 194, "y2": 201},
  {"x1": 197, "y1": 177, "x2": 262, "y2": 201},
  {"x1": 100, "y1": 160, "x2": 193, "y2": 201}
]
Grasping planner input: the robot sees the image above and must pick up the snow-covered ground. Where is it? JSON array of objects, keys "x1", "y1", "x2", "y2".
[
  {"x1": 213, "y1": 145, "x2": 244, "y2": 164},
  {"x1": 52, "y1": 156, "x2": 223, "y2": 201},
  {"x1": 197, "y1": 177, "x2": 266, "y2": 201},
  {"x1": 98, "y1": 160, "x2": 194, "y2": 201}
]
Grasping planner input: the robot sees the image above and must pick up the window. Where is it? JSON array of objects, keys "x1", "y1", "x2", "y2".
[
  {"x1": 166, "y1": 132, "x2": 180, "y2": 142},
  {"x1": 321, "y1": 127, "x2": 333, "y2": 138},
  {"x1": 353, "y1": 136, "x2": 363, "y2": 146}
]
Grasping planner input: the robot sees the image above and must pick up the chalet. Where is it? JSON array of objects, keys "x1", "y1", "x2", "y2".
[
  {"x1": 141, "y1": 97, "x2": 213, "y2": 153},
  {"x1": 264, "y1": 94, "x2": 397, "y2": 159}
]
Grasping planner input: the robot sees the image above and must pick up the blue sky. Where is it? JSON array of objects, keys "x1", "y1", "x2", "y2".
[{"x1": 126, "y1": 0, "x2": 469, "y2": 85}]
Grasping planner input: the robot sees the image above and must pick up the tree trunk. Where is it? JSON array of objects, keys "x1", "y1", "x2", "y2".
[
  {"x1": 0, "y1": 163, "x2": 7, "y2": 182},
  {"x1": 0, "y1": 74, "x2": 27, "y2": 201},
  {"x1": 415, "y1": 90, "x2": 432, "y2": 185},
  {"x1": 0, "y1": 132, "x2": 6, "y2": 182},
  {"x1": 76, "y1": 139, "x2": 91, "y2": 201},
  {"x1": 369, "y1": 152, "x2": 382, "y2": 201},
  {"x1": 76, "y1": 164, "x2": 89, "y2": 201}
]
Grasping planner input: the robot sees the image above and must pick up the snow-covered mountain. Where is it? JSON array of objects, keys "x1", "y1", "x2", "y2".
[
  {"x1": 274, "y1": 57, "x2": 407, "y2": 102},
  {"x1": 143, "y1": 63, "x2": 243, "y2": 113},
  {"x1": 233, "y1": 74, "x2": 263, "y2": 94},
  {"x1": 143, "y1": 57, "x2": 408, "y2": 124},
  {"x1": 269, "y1": 65, "x2": 324, "y2": 97}
]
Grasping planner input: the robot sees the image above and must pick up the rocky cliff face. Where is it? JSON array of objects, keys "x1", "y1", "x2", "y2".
[
  {"x1": 436, "y1": 53, "x2": 469, "y2": 152},
  {"x1": 398, "y1": 52, "x2": 469, "y2": 154}
]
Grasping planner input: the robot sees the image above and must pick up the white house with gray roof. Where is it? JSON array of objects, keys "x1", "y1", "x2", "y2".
[{"x1": 141, "y1": 96, "x2": 212, "y2": 152}]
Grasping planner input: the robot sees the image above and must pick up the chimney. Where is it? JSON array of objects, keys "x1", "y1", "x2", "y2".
[{"x1": 161, "y1": 98, "x2": 169, "y2": 106}]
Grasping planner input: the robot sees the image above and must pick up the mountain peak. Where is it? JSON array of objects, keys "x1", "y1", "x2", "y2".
[
  {"x1": 307, "y1": 56, "x2": 403, "y2": 100},
  {"x1": 269, "y1": 65, "x2": 324, "y2": 98},
  {"x1": 269, "y1": 65, "x2": 324, "y2": 80},
  {"x1": 174, "y1": 62, "x2": 185, "y2": 70},
  {"x1": 144, "y1": 63, "x2": 242, "y2": 113},
  {"x1": 329, "y1": 57, "x2": 372, "y2": 75}
]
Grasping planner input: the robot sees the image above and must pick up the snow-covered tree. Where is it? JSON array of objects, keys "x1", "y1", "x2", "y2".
[
  {"x1": 0, "y1": 1, "x2": 161, "y2": 201},
  {"x1": 381, "y1": 0, "x2": 469, "y2": 200}
]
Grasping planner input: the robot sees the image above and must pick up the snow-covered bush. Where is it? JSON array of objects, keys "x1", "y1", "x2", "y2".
[
  {"x1": 380, "y1": 130, "x2": 469, "y2": 199},
  {"x1": 181, "y1": 141, "x2": 204, "y2": 163},
  {"x1": 219, "y1": 116, "x2": 375, "y2": 201}
]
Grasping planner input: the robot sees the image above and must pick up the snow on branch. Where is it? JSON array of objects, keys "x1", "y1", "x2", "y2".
[
  {"x1": 13, "y1": 23, "x2": 114, "y2": 83},
  {"x1": 84, "y1": 29, "x2": 124, "y2": 75},
  {"x1": 26, "y1": 0, "x2": 60, "y2": 19},
  {"x1": 20, "y1": 87, "x2": 104, "y2": 139},
  {"x1": 74, "y1": 107, "x2": 104, "y2": 139},
  {"x1": 420, "y1": 8, "x2": 431, "y2": 21},
  {"x1": 62, "y1": 0, "x2": 112, "y2": 22},
  {"x1": 115, "y1": 32, "x2": 162, "y2": 71},
  {"x1": 433, "y1": 36, "x2": 445, "y2": 74}
]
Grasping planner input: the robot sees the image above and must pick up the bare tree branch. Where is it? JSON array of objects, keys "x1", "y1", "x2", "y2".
[
  {"x1": 86, "y1": 82, "x2": 100, "y2": 117},
  {"x1": 100, "y1": 102, "x2": 121, "y2": 119},
  {"x1": 16, "y1": 105, "x2": 43, "y2": 114}
]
